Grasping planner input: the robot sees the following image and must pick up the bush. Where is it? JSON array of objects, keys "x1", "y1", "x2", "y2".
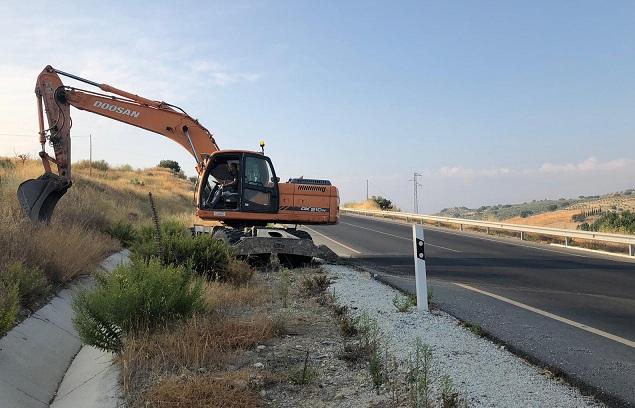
[
  {"x1": 520, "y1": 210, "x2": 533, "y2": 218},
  {"x1": 158, "y1": 160, "x2": 181, "y2": 173},
  {"x1": 0, "y1": 282, "x2": 19, "y2": 334},
  {"x1": 76, "y1": 159, "x2": 110, "y2": 171},
  {"x1": 0, "y1": 158, "x2": 14, "y2": 169},
  {"x1": 547, "y1": 204, "x2": 558, "y2": 211},
  {"x1": 118, "y1": 164, "x2": 134, "y2": 172},
  {"x1": 580, "y1": 211, "x2": 635, "y2": 234},
  {"x1": 105, "y1": 221, "x2": 139, "y2": 247},
  {"x1": 133, "y1": 223, "x2": 236, "y2": 282},
  {"x1": 371, "y1": 195, "x2": 394, "y2": 211},
  {"x1": 1, "y1": 262, "x2": 50, "y2": 307},
  {"x1": 73, "y1": 259, "x2": 203, "y2": 352}
]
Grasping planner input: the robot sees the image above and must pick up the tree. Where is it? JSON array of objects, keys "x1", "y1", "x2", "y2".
[
  {"x1": 371, "y1": 195, "x2": 393, "y2": 210},
  {"x1": 15, "y1": 153, "x2": 30, "y2": 165},
  {"x1": 158, "y1": 160, "x2": 181, "y2": 173}
]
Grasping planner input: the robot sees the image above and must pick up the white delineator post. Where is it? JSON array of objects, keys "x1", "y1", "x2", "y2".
[{"x1": 412, "y1": 224, "x2": 428, "y2": 311}]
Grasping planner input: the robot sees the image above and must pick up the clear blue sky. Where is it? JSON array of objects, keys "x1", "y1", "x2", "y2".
[{"x1": 1, "y1": 1, "x2": 634, "y2": 212}]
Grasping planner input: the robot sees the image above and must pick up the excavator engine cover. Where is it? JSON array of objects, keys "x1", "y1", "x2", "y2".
[{"x1": 17, "y1": 173, "x2": 71, "y2": 223}]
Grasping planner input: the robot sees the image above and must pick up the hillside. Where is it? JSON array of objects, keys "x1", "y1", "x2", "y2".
[
  {"x1": 0, "y1": 157, "x2": 195, "y2": 333},
  {"x1": 437, "y1": 189, "x2": 635, "y2": 231}
]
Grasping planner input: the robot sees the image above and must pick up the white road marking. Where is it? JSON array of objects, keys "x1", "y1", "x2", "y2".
[
  {"x1": 304, "y1": 226, "x2": 361, "y2": 254},
  {"x1": 454, "y1": 282, "x2": 635, "y2": 349},
  {"x1": 340, "y1": 221, "x2": 461, "y2": 253}
]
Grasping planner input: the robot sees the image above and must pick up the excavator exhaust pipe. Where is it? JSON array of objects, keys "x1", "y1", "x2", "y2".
[{"x1": 17, "y1": 173, "x2": 71, "y2": 223}]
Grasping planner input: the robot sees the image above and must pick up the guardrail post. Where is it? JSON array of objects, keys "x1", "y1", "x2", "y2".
[
  {"x1": 460, "y1": 224, "x2": 463, "y2": 231},
  {"x1": 520, "y1": 231, "x2": 524, "y2": 240},
  {"x1": 630, "y1": 244, "x2": 634, "y2": 256},
  {"x1": 412, "y1": 224, "x2": 428, "y2": 312},
  {"x1": 486, "y1": 227, "x2": 490, "y2": 234},
  {"x1": 565, "y1": 237, "x2": 569, "y2": 247}
]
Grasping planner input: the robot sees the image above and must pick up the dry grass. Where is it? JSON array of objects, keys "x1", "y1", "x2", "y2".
[
  {"x1": 203, "y1": 280, "x2": 269, "y2": 313},
  {"x1": 138, "y1": 370, "x2": 261, "y2": 408},
  {"x1": 343, "y1": 199, "x2": 381, "y2": 210},
  {"x1": 506, "y1": 209, "x2": 581, "y2": 230},
  {"x1": 121, "y1": 314, "x2": 275, "y2": 383},
  {"x1": 120, "y1": 277, "x2": 275, "y2": 407},
  {"x1": 0, "y1": 158, "x2": 194, "y2": 284}
]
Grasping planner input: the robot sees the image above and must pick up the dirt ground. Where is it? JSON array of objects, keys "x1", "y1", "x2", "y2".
[{"x1": 253, "y1": 266, "x2": 395, "y2": 407}]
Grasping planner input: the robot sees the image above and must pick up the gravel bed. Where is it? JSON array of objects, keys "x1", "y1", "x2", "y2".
[{"x1": 325, "y1": 264, "x2": 604, "y2": 408}]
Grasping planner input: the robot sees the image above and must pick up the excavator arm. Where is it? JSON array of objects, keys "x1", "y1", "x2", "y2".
[{"x1": 19, "y1": 65, "x2": 219, "y2": 222}]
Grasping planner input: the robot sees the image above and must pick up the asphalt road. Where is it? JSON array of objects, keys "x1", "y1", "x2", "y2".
[{"x1": 308, "y1": 214, "x2": 635, "y2": 407}]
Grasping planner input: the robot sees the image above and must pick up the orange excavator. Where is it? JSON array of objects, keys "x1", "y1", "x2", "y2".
[{"x1": 18, "y1": 65, "x2": 339, "y2": 264}]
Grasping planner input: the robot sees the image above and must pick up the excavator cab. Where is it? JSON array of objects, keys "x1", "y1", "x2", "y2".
[{"x1": 199, "y1": 151, "x2": 280, "y2": 216}]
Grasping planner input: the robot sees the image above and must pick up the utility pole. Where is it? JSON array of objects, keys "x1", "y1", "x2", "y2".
[
  {"x1": 366, "y1": 179, "x2": 369, "y2": 201},
  {"x1": 89, "y1": 134, "x2": 92, "y2": 176},
  {"x1": 409, "y1": 172, "x2": 422, "y2": 213}
]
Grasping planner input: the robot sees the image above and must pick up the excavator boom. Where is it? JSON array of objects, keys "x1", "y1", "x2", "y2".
[{"x1": 20, "y1": 66, "x2": 219, "y2": 222}]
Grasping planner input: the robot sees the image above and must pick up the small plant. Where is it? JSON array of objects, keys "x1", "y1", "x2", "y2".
[
  {"x1": 0, "y1": 282, "x2": 19, "y2": 334},
  {"x1": 393, "y1": 294, "x2": 416, "y2": 312},
  {"x1": 129, "y1": 177, "x2": 145, "y2": 186},
  {"x1": 119, "y1": 164, "x2": 134, "y2": 171},
  {"x1": 0, "y1": 158, "x2": 15, "y2": 169},
  {"x1": 1, "y1": 262, "x2": 50, "y2": 307},
  {"x1": 461, "y1": 321, "x2": 484, "y2": 337},
  {"x1": 301, "y1": 273, "x2": 331, "y2": 296},
  {"x1": 337, "y1": 312, "x2": 358, "y2": 337},
  {"x1": 368, "y1": 340, "x2": 387, "y2": 391},
  {"x1": 278, "y1": 268, "x2": 292, "y2": 308},
  {"x1": 105, "y1": 221, "x2": 139, "y2": 248},
  {"x1": 289, "y1": 351, "x2": 316, "y2": 385},
  {"x1": 440, "y1": 375, "x2": 460, "y2": 408},
  {"x1": 73, "y1": 258, "x2": 203, "y2": 352},
  {"x1": 407, "y1": 337, "x2": 434, "y2": 408}
]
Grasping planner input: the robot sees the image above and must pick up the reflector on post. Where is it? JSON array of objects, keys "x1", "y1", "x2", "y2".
[{"x1": 412, "y1": 223, "x2": 429, "y2": 311}]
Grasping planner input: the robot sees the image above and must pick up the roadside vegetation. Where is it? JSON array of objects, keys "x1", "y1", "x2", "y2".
[
  {"x1": 579, "y1": 210, "x2": 635, "y2": 234},
  {"x1": 0, "y1": 157, "x2": 194, "y2": 335},
  {"x1": 345, "y1": 195, "x2": 400, "y2": 211}
]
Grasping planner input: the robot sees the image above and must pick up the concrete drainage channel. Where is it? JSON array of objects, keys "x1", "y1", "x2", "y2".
[{"x1": 0, "y1": 250, "x2": 129, "y2": 408}]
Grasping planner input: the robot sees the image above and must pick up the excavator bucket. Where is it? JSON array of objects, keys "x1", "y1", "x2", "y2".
[{"x1": 17, "y1": 173, "x2": 71, "y2": 223}]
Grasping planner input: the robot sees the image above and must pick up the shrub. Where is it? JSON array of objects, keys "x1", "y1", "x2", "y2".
[
  {"x1": 119, "y1": 164, "x2": 134, "y2": 172},
  {"x1": 105, "y1": 221, "x2": 139, "y2": 247},
  {"x1": 158, "y1": 160, "x2": 181, "y2": 173},
  {"x1": 371, "y1": 195, "x2": 394, "y2": 211},
  {"x1": 392, "y1": 294, "x2": 416, "y2": 312},
  {"x1": 520, "y1": 210, "x2": 533, "y2": 218},
  {"x1": 76, "y1": 159, "x2": 110, "y2": 171},
  {"x1": 73, "y1": 259, "x2": 203, "y2": 352},
  {"x1": 0, "y1": 262, "x2": 50, "y2": 307},
  {"x1": 301, "y1": 273, "x2": 331, "y2": 296},
  {"x1": 547, "y1": 204, "x2": 558, "y2": 211},
  {"x1": 0, "y1": 282, "x2": 19, "y2": 334},
  {"x1": 133, "y1": 228, "x2": 235, "y2": 282},
  {"x1": 0, "y1": 158, "x2": 14, "y2": 169}
]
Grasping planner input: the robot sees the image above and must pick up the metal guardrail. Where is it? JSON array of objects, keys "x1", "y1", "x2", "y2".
[{"x1": 341, "y1": 208, "x2": 635, "y2": 256}]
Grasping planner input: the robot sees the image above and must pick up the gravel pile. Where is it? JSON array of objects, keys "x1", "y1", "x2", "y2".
[{"x1": 326, "y1": 264, "x2": 604, "y2": 408}]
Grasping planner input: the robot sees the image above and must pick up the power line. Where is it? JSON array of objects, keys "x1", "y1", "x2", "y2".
[{"x1": 409, "y1": 172, "x2": 423, "y2": 213}]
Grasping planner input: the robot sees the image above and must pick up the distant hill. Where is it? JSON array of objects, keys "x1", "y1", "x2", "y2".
[{"x1": 436, "y1": 189, "x2": 635, "y2": 229}]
